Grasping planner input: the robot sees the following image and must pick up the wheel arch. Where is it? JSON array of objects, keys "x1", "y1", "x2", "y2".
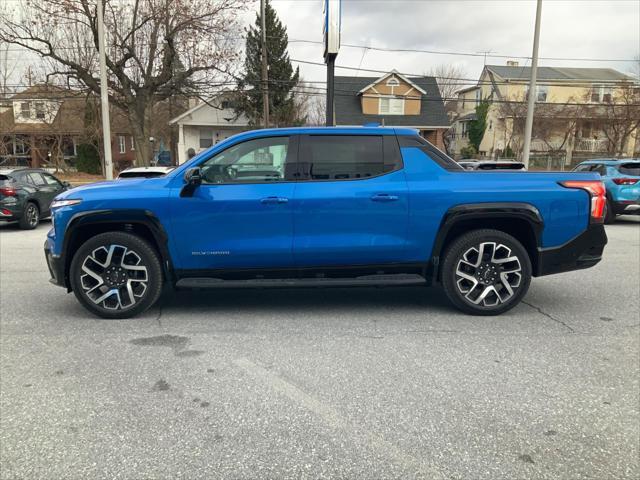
[
  {"x1": 62, "y1": 209, "x2": 174, "y2": 290},
  {"x1": 431, "y1": 203, "x2": 543, "y2": 281}
]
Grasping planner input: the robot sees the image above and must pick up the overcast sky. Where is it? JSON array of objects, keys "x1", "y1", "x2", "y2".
[
  {"x1": 2, "y1": 0, "x2": 639, "y2": 90},
  {"x1": 256, "y1": 0, "x2": 640, "y2": 85}
]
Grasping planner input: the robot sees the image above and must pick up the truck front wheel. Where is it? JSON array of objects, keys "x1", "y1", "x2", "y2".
[
  {"x1": 69, "y1": 232, "x2": 163, "y2": 319},
  {"x1": 441, "y1": 229, "x2": 532, "y2": 315}
]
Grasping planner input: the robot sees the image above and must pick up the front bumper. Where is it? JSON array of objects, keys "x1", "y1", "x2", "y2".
[
  {"x1": 535, "y1": 224, "x2": 607, "y2": 276},
  {"x1": 44, "y1": 240, "x2": 67, "y2": 288}
]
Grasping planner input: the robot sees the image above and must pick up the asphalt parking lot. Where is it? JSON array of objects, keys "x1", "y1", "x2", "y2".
[{"x1": 1, "y1": 218, "x2": 638, "y2": 480}]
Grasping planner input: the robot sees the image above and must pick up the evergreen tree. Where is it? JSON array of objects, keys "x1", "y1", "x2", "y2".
[
  {"x1": 469, "y1": 100, "x2": 490, "y2": 152},
  {"x1": 237, "y1": 1, "x2": 302, "y2": 126}
]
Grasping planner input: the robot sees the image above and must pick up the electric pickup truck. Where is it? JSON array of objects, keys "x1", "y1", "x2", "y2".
[{"x1": 44, "y1": 127, "x2": 608, "y2": 319}]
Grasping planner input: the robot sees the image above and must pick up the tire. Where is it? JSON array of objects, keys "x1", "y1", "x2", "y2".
[
  {"x1": 441, "y1": 229, "x2": 532, "y2": 316},
  {"x1": 604, "y1": 198, "x2": 615, "y2": 224},
  {"x1": 69, "y1": 232, "x2": 163, "y2": 319},
  {"x1": 19, "y1": 201, "x2": 39, "y2": 229}
]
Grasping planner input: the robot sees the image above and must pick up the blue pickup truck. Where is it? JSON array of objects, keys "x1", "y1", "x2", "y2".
[{"x1": 45, "y1": 127, "x2": 607, "y2": 319}]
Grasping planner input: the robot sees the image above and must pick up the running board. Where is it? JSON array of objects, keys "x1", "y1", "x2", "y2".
[{"x1": 176, "y1": 273, "x2": 427, "y2": 289}]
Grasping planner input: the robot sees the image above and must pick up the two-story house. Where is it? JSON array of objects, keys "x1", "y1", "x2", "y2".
[
  {"x1": 0, "y1": 84, "x2": 137, "y2": 168},
  {"x1": 450, "y1": 63, "x2": 639, "y2": 163},
  {"x1": 334, "y1": 70, "x2": 449, "y2": 150}
]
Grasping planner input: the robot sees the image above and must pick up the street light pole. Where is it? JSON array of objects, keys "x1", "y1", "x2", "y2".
[
  {"x1": 522, "y1": 0, "x2": 543, "y2": 169},
  {"x1": 97, "y1": 0, "x2": 113, "y2": 179},
  {"x1": 260, "y1": 0, "x2": 269, "y2": 128}
]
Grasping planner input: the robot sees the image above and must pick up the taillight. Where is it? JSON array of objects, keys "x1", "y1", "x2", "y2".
[
  {"x1": 612, "y1": 178, "x2": 639, "y2": 185},
  {"x1": 0, "y1": 186, "x2": 17, "y2": 196},
  {"x1": 561, "y1": 180, "x2": 606, "y2": 222}
]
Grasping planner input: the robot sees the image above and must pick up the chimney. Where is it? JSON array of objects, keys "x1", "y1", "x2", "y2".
[{"x1": 506, "y1": 60, "x2": 519, "y2": 67}]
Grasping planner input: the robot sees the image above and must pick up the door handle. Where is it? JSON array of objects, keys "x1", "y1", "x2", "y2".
[
  {"x1": 371, "y1": 193, "x2": 399, "y2": 202},
  {"x1": 260, "y1": 196, "x2": 289, "y2": 204}
]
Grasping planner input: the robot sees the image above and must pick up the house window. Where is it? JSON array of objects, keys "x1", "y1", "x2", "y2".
[
  {"x1": 130, "y1": 136, "x2": 135, "y2": 151},
  {"x1": 525, "y1": 85, "x2": 548, "y2": 102},
  {"x1": 379, "y1": 97, "x2": 404, "y2": 115},
  {"x1": 461, "y1": 122, "x2": 469, "y2": 138},
  {"x1": 20, "y1": 102, "x2": 31, "y2": 119},
  {"x1": 35, "y1": 102, "x2": 45, "y2": 119},
  {"x1": 475, "y1": 89, "x2": 482, "y2": 104},
  {"x1": 591, "y1": 85, "x2": 613, "y2": 103},
  {"x1": 199, "y1": 128, "x2": 213, "y2": 148},
  {"x1": 14, "y1": 136, "x2": 28, "y2": 155},
  {"x1": 386, "y1": 77, "x2": 400, "y2": 87},
  {"x1": 118, "y1": 135, "x2": 126, "y2": 154},
  {"x1": 536, "y1": 85, "x2": 548, "y2": 102}
]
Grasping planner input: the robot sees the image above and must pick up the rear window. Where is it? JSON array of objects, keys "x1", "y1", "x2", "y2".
[
  {"x1": 300, "y1": 135, "x2": 399, "y2": 180},
  {"x1": 0, "y1": 174, "x2": 11, "y2": 184},
  {"x1": 398, "y1": 135, "x2": 463, "y2": 171},
  {"x1": 478, "y1": 163, "x2": 525, "y2": 170},
  {"x1": 618, "y1": 162, "x2": 640, "y2": 176}
]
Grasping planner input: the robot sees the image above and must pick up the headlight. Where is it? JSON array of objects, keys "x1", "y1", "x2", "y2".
[{"x1": 50, "y1": 199, "x2": 82, "y2": 209}]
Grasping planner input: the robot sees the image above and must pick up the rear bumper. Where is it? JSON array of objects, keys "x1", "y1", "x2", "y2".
[
  {"x1": 613, "y1": 200, "x2": 640, "y2": 215},
  {"x1": 0, "y1": 203, "x2": 20, "y2": 221},
  {"x1": 44, "y1": 240, "x2": 67, "y2": 288},
  {"x1": 535, "y1": 224, "x2": 607, "y2": 276}
]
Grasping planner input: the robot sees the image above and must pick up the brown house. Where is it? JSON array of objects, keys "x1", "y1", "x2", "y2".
[
  {"x1": 0, "y1": 84, "x2": 137, "y2": 169},
  {"x1": 334, "y1": 70, "x2": 450, "y2": 150}
]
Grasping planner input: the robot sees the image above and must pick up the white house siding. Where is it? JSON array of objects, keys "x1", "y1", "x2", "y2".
[
  {"x1": 170, "y1": 96, "x2": 250, "y2": 164},
  {"x1": 178, "y1": 125, "x2": 244, "y2": 164}
]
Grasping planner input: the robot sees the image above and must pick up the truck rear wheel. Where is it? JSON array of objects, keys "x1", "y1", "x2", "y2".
[
  {"x1": 441, "y1": 229, "x2": 532, "y2": 315},
  {"x1": 70, "y1": 232, "x2": 163, "y2": 319}
]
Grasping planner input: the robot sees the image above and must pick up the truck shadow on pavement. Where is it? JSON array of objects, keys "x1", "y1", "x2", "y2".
[{"x1": 156, "y1": 285, "x2": 455, "y2": 317}]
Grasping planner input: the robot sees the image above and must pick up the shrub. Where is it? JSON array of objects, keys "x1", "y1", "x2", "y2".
[
  {"x1": 75, "y1": 143, "x2": 102, "y2": 174},
  {"x1": 460, "y1": 145, "x2": 477, "y2": 159}
]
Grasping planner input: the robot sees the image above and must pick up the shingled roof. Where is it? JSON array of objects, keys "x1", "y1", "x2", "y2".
[
  {"x1": 485, "y1": 65, "x2": 635, "y2": 82},
  {"x1": 334, "y1": 75, "x2": 449, "y2": 128}
]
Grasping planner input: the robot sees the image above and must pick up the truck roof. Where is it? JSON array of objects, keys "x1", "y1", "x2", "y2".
[{"x1": 244, "y1": 126, "x2": 419, "y2": 137}]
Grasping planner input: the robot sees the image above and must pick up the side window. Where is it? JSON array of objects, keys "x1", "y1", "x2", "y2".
[
  {"x1": 574, "y1": 165, "x2": 590, "y2": 172},
  {"x1": 28, "y1": 173, "x2": 47, "y2": 186},
  {"x1": 593, "y1": 164, "x2": 607, "y2": 176},
  {"x1": 200, "y1": 136, "x2": 291, "y2": 184},
  {"x1": 300, "y1": 135, "x2": 394, "y2": 181},
  {"x1": 42, "y1": 173, "x2": 62, "y2": 187},
  {"x1": 398, "y1": 135, "x2": 463, "y2": 171}
]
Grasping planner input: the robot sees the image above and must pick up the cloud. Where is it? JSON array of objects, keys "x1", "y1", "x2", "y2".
[{"x1": 267, "y1": 0, "x2": 640, "y2": 81}]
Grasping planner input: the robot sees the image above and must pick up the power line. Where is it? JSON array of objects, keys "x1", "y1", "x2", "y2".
[
  {"x1": 2, "y1": 36, "x2": 638, "y2": 63},
  {"x1": 289, "y1": 59, "x2": 639, "y2": 87},
  {"x1": 287, "y1": 39, "x2": 639, "y2": 64}
]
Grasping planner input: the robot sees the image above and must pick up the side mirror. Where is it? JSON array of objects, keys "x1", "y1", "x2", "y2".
[
  {"x1": 62, "y1": 181, "x2": 71, "y2": 189},
  {"x1": 180, "y1": 167, "x2": 202, "y2": 197}
]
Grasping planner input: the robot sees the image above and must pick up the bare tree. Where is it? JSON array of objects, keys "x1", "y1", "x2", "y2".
[
  {"x1": 0, "y1": 0, "x2": 248, "y2": 166},
  {"x1": 292, "y1": 81, "x2": 325, "y2": 126},
  {"x1": 630, "y1": 54, "x2": 640, "y2": 82},
  {"x1": 0, "y1": 41, "x2": 18, "y2": 97},
  {"x1": 305, "y1": 94, "x2": 326, "y2": 126},
  {"x1": 496, "y1": 92, "x2": 584, "y2": 163},
  {"x1": 427, "y1": 64, "x2": 469, "y2": 116},
  {"x1": 589, "y1": 85, "x2": 640, "y2": 156}
]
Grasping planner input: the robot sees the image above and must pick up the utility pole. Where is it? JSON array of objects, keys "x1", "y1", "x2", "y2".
[
  {"x1": 522, "y1": 0, "x2": 542, "y2": 169},
  {"x1": 97, "y1": 0, "x2": 113, "y2": 179},
  {"x1": 326, "y1": 55, "x2": 335, "y2": 126},
  {"x1": 260, "y1": 0, "x2": 269, "y2": 128}
]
